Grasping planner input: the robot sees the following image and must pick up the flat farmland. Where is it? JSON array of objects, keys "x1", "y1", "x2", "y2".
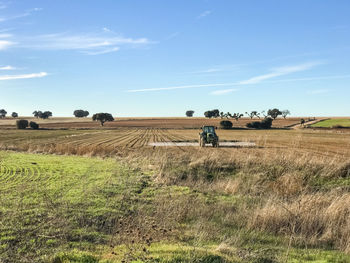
[
  {"x1": 2, "y1": 125, "x2": 350, "y2": 262},
  {"x1": 0, "y1": 117, "x2": 304, "y2": 129},
  {"x1": 1, "y1": 128, "x2": 350, "y2": 160}
]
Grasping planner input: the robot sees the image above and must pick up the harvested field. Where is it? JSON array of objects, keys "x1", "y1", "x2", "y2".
[
  {"x1": 1, "y1": 123, "x2": 350, "y2": 262},
  {"x1": 0, "y1": 117, "x2": 305, "y2": 129}
]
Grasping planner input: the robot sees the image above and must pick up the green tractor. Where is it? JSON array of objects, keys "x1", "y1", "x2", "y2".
[{"x1": 199, "y1": 126, "x2": 219, "y2": 147}]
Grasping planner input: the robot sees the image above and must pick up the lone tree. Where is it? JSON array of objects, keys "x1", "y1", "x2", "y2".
[
  {"x1": 185, "y1": 110, "x2": 194, "y2": 117},
  {"x1": 0, "y1": 109, "x2": 7, "y2": 118},
  {"x1": 267, "y1": 108, "x2": 282, "y2": 120},
  {"x1": 282, "y1": 110, "x2": 291, "y2": 119},
  {"x1": 74, "y1": 110, "x2": 89, "y2": 118},
  {"x1": 92, "y1": 113, "x2": 114, "y2": 126},
  {"x1": 11, "y1": 112, "x2": 18, "y2": 118},
  {"x1": 33, "y1": 111, "x2": 39, "y2": 118}
]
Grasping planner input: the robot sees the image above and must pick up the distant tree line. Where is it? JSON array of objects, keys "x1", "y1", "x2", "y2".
[{"x1": 200, "y1": 108, "x2": 290, "y2": 120}]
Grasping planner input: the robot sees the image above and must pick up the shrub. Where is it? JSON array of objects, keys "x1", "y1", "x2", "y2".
[
  {"x1": 16, "y1": 119, "x2": 28, "y2": 129},
  {"x1": 260, "y1": 117, "x2": 273, "y2": 129},
  {"x1": 220, "y1": 120, "x2": 233, "y2": 129},
  {"x1": 29, "y1": 121, "x2": 39, "y2": 130},
  {"x1": 246, "y1": 117, "x2": 273, "y2": 129},
  {"x1": 246, "y1": 121, "x2": 261, "y2": 129}
]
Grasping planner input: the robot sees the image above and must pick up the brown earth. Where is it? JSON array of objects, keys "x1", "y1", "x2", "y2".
[{"x1": 0, "y1": 117, "x2": 305, "y2": 129}]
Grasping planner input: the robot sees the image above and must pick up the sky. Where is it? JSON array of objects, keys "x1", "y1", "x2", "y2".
[{"x1": 1, "y1": 0, "x2": 350, "y2": 117}]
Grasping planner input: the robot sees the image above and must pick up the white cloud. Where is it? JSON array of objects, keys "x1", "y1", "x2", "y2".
[
  {"x1": 0, "y1": 40, "x2": 15, "y2": 50},
  {"x1": 127, "y1": 83, "x2": 237, "y2": 92},
  {"x1": 210, "y1": 88, "x2": 238, "y2": 95},
  {"x1": 0, "y1": 72, "x2": 47, "y2": 80},
  {"x1": 0, "y1": 65, "x2": 16, "y2": 70},
  {"x1": 127, "y1": 62, "x2": 325, "y2": 93},
  {"x1": 197, "y1": 10, "x2": 212, "y2": 19},
  {"x1": 0, "y1": 7, "x2": 42, "y2": 22},
  {"x1": 239, "y1": 62, "x2": 322, "y2": 85},
  {"x1": 81, "y1": 46, "x2": 120, "y2": 55},
  {"x1": 20, "y1": 32, "x2": 151, "y2": 54}
]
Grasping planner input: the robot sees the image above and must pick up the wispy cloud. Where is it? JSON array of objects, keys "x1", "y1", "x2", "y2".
[
  {"x1": 238, "y1": 61, "x2": 322, "y2": 85},
  {"x1": 165, "y1": 32, "x2": 180, "y2": 40},
  {"x1": 0, "y1": 72, "x2": 47, "y2": 80},
  {"x1": 0, "y1": 7, "x2": 42, "y2": 22},
  {"x1": 0, "y1": 2, "x2": 7, "y2": 9},
  {"x1": 0, "y1": 40, "x2": 16, "y2": 50},
  {"x1": 81, "y1": 46, "x2": 120, "y2": 55},
  {"x1": 197, "y1": 10, "x2": 212, "y2": 19},
  {"x1": 0, "y1": 65, "x2": 16, "y2": 70},
  {"x1": 19, "y1": 31, "x2": 151, "y2": 55},
  {"x1": 127, "y1": 83, "x2": 237, "y2": 93},
  {"x1": 210, "y1": 88, "x2": 238, "y2": 95},
  {"x1": 127, "y1": 62, "x2": 325, "y2": 93}
]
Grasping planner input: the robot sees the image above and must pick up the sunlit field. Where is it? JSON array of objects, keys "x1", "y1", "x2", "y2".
[{"x1": 1, "y1": 123, "x2": 350, "y2": 262}]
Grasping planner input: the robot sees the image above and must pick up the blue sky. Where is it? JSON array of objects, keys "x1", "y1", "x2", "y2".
[{"x1": 1, "y1": 0, "x2": 350, "y2": 117}]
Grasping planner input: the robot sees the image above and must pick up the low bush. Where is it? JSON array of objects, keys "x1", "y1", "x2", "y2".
[
  {"x1": 220, "y1": 120, "x2": 233, "y2": 129},
  {"x1": 29, "y1": 121, "x2": 39, "y2": 130},
  {"x1": 16, "y1": 119, "x2": 28, "y2": 129},
  {"x1": 246, "y1": 117, "x2": 273, "y2": 129}
]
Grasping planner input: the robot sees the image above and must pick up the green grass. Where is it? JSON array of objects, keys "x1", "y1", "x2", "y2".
[
  {"x1": 311, "y1": 119, "x2": 350, "y2": 128},
  {"x1": 1, "y1": 151, "x2": 350, "y2": 262}
]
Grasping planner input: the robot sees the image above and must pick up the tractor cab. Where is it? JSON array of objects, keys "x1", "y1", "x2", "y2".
[{"x1": 199, "y1": 126, "x2": 219, "y2": 147}]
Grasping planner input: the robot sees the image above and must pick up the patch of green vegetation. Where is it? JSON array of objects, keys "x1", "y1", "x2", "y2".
[
  {"x1": 288, "y1": 249, "x2": 350, "y2": 263},
  {"x1": 311, "y1": 119, "x2": 350, "y2": 128},
  {"x1": 2, "y1": 151, "x2": 350, "y2": 263}
]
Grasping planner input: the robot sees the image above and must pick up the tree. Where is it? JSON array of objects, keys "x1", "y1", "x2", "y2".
[
  {"x1": 261, "y1": 110, "x2": 268, "y2": 119},
  {"x1": 0, "y1": 109, "x2": 7, "y2": 118},
  {"x1": 246, "y1": 111, "x2": 260, "y2": 119},
  {"x1": 220, "y1": 120, "x2": 233, "y2": 129},
  {"x1": 33, "y1": 111, "x2": 39, "y2": 118},
  {"x1": 212, "y1": 109, "x2": 220, "y2": 118},
  {"x1": 185, "y1": 110, "x2": 194, "y2": 117},
  {"x1": 282, "y1": 110, "x2": 290, "y2": 119},
  {"x1": 267, "y1": 108, "x2": 282, "y2": 120},
  {"x1": 92, "y1": 113, "x2": 114, "y2": 126},
  {"x1": 38, "y1": 111, "x2": 52, "y2": 119},
  {"x1": 11, "y1": 112, "x2": 18, "y2": 118},
  {"x1": 16, "y1": 120, "x2": 28, "y2": 129},
  {"x1": 74, "y1": 110, "x2": 89, "y2": 118},
  {"x1": 232, "y1": 113, "x2": 243, "y2": 121}
]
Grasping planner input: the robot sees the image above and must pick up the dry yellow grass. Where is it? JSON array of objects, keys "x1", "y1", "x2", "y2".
[{"x1": 1, "y1": 126, "x2": 350, "y2": 256}]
